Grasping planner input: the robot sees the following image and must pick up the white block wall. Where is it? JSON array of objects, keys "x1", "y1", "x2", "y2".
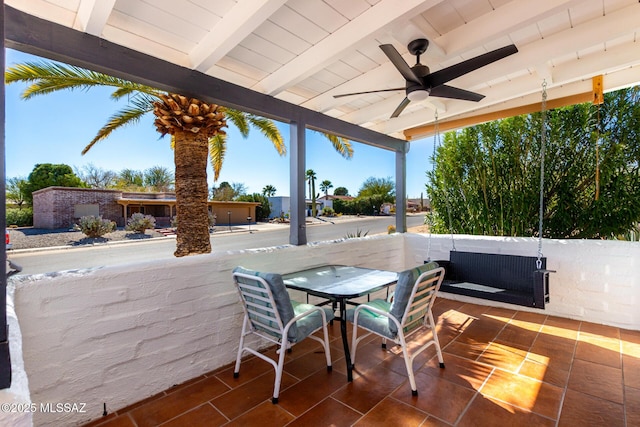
[
  {"x1": 10, "y1": 233, "x2": 639, "y2": 426},
  {"x1": 405, "y1": 233, "x2": 640, "y2": 328},
  {"x1": 0, "y1": 281, "x2": 33, "y2": 427},
  {"x1": 12, "y1": 234, "x2": 406, "y2": 427}
]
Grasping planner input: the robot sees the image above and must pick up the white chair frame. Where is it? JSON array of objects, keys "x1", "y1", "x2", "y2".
[
  {"x1": 350, "y1": 267, "x2": 445, "y2": 395},
  {"x1": 233, "y1": 272, "x2": 332, "y2": 404}
]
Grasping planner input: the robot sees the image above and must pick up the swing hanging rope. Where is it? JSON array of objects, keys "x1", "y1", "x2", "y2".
[
  {"x1": 536, "y1": 81, "x2": 548, "y2": 269},
  {"x1": 426, "y1": 109, "x2": 456, "y2": 259},
  {"x1": 425, "y1": 112, "x2": 436, "y2": 260}
]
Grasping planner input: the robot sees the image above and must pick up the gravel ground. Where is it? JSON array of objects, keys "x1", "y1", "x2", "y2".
[
  {"x1": 8, "y1": 221, "x2": 429, "y2": 251},
  {"x1": 7, "y1": 228, "x2": 167, "y2": 250}
]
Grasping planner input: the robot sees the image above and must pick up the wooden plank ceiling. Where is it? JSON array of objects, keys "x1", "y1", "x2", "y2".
[{"x1": 7, "y1": 0, "x2": 640, "y2": 141}]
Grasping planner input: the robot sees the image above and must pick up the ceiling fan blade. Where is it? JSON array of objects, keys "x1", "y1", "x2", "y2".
[
  {"x1": 380, "y1": 44, "x2": 421, "y2": 84},
  {"x1": 426, "y1": 44, "x2": 518, "y2": 88},
  {"x1": 390, "y1": 97, "x2": 411, "y2": 118},
  {"x1": 333, "y1": 87, "x2": 405, "y2": 98},
  {"x1": 430, "y1": 85, "x2": 485, "y2": 102}
]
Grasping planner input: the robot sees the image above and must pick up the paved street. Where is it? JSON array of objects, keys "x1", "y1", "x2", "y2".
[{"x1": 9, "y1": 214, "x2": 425, "y2": 276}]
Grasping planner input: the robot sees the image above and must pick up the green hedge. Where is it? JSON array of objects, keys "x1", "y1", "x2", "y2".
[{"x1": 6, "y1": 207, "x2": 33, "y2": 227}]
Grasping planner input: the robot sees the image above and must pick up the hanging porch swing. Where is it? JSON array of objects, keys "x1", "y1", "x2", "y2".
[{"x1": 427, "y1": 81, "x2": 558, "y2": 309}]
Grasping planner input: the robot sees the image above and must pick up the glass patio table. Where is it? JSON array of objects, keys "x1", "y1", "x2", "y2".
[{"x1": 282, "y1": 265, "x2": 398, "y2": 381}]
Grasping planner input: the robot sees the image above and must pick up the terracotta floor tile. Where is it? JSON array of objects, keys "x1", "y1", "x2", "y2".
[
  {"x1": 542, "y1": 316, "x2": 580, "y2": 340},
  {"x1": 159, "y1": 403, "x2": 227, "y2": 427},
  {"x1": 283, "y1": 347, "x2": 333, "y2": 380},
  {"x1": 376, "y1": 341, "x2": 437, "y2": 379},
  {"x1": 129, "y1": 376, "x2": 231, "y2": 427},
  {"x1": 544, "y1": 315, "x2": 581, "y2": 331},
  {"x1": 558, "y1": 389, "x2": 624, "y2": 427},
  {"x1": 332, "y1": 365, "x2": 407, "y2": 413},
  {"x1": 458, "y1": 303, "x2": 491, "y2": 318},
  {"x1": 439, "y1": 309, "x2": 476, "y2": 331},
  {"x1": 432, "y1": 299, "x2": 465, "y2": 319},
  {"x1": 216, "y1": 354, "x2": 276, "y2": 388},
  {"x1": 223, "y1": 401, "x2": 294, "y2": 427},
  {"x1": 625, "y1": 386, "x2": 640, "y2": 427},
  {"x1": 285, "y1": 398, "x2": 362, "y2": 427},
  {"x1": 350, "y1": 338, "x2": 393, "y2": 371},
  {"x1": 484, "y1": 306, "x2": 517, "y2": 321},
  {"x1": 621, "y1": 338, "x2": 640, "y2": 358},
  {"x1": 458, "y1": 395, "x2": 556, "y2": 427},
  {"x1": 512, "y1": 310, "x2": 547, "y2": 326},
  {"x1": 529, "y1": 336, "x2": 576, "y2": 372},
  {"x1": 623, "y1": 354, "x2": 640, "y2": 389},
  {"x1": 480, "y1": 369, "x2": 563, "y2": 419},
  {"x1": 210, "y1": 370, "x2": 298, "y2": 420},
  {"x1": 494, "y1": 323, "x2": 539, "y2": 351},
  {"x1": 421, "y1": 353, "x2": 492, "y2": 391},
  {"x1": 567, "y1": 359, "x2": 624, "y2": 404},
  {"x1": 78, "y1": 302, "x2": 632, "y2": 427},
  {"x1": 84, "y1": 414, "x2": 135, "y2": 427},
  {"x1": 455, "y1": 322, "x2": 503, "y2": 346},
  {"x1": 277, "y1": 368, "x2": 348, "y2": 416},
  {"x1": 477, "y1": 342, "x2": 528, "y2": 372},
  {"x1": 620, "y1": 327, "x2": 640, "y2": 341},
  {"x1": 443, "y1": 339, "x2": 487, "y2": 361},
  {"x1": 392, "y1": 371, "x2": 476, "y2": 424},
  {"x1": 580, "y1": 321, "x2": 620, "y2": 340},
  {"x1": 574, "y1": 336, "x2": 621, "y2": 368},
  {"x1": 353, "y1": 397, "x2": 428, "y2": 426},
  {"x1": 519, "y1": 358, "x2": 570, "y2": 387},
  {"x1": 435, "y1": 322, "x2": 461, "y2": 346}
]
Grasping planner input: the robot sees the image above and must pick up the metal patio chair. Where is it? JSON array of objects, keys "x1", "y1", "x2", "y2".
[
  {"x1": 232, "y1": 267, "x2": 333, "y2": 403},
  {"x1": 347, "y1": 264, "x2": 445, "y2": 395}
]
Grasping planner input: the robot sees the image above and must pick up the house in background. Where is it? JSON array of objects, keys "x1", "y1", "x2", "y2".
[
  {"x1": 267, "y1": 196, "x2": 290, "y2": 219},
  {"x1": 32, "y1": 187, "x2": 258, "y2": 229},
  {"x1": 316, "y1": 195, "x2": 354, "y2": 211},
  {"x1": 407, "y1": 197, "x2": 431, "y2": 212}
]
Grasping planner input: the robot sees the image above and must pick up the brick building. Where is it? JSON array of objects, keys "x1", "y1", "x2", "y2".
[{"x1": 32, "y1": 187, "x2": 258, "y2": 229}]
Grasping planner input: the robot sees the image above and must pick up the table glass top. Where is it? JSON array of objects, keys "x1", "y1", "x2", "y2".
[{"x1": 282, "y1": 265, "x2": 398, "y2": 298}]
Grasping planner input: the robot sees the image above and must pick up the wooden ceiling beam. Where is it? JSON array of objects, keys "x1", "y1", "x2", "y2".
[{"x1": 404, "y1": 91, "x2": 593, "y2": 140}]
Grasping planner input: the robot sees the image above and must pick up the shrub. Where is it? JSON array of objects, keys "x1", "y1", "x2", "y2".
[
  {"x1": 6, "y1": 207, "x2": 33, "y2": 227},
  {"x1": 322, "y1": 206, "x2": 335, "y2": 216},
  {"x1": 75, "y1": 215, "x2": 115, "y2": 238},
  {"x1": 344, "y1": 228, "x2": 369, "y2": 239},
  {"x1": 126, "y1": 213, "x2": 156, "y2": 233}
]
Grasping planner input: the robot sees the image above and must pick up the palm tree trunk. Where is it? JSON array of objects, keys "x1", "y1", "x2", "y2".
[{"x1": 174, "y1": 130, "x2": 211, "y2": 256}]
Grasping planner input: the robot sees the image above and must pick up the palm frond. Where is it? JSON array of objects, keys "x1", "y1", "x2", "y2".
[
  {"x1": 247, "y1": 115, "x2": 286, "y2": 156},
  {"x1": 321, "y1": 133, "x2": 354, "y2": 159},
  {"x1": 5, "y1": 61, "x2": 160, "y2": 99},
  {"x1": 209, "y1": 133, "x2": 228, "y2": 181},
  {"x1": 82, "y1": 105, "x2": 151, "y2": 154},
  {"x1": 111, "y1": 87, "x2": 162, "y2": 102},
  {"x1": 225, "y1": 109, "x2": 250, "y2": 137}
]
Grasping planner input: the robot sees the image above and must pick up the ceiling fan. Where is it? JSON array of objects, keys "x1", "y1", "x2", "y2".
[{"x1": 333, "y1": 39, "x2": 518, "y2": 118}]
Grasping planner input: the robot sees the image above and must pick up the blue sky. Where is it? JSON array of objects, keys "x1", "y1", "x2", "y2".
[{"x1": 5, "y1": 49, "x2": 435, "y2": 198}]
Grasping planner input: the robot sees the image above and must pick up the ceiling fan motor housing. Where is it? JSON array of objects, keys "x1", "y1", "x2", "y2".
[{"x1": 406, "y1": 63, "x2": 431, "y2": 101}]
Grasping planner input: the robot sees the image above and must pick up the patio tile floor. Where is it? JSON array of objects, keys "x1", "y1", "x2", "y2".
[{"x1": 83, "y1": 299, "x2": 640, "y2": 426}]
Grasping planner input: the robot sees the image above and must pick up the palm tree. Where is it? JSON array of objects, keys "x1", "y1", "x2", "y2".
[
  {"x1": 144, "y1": 166, "x2": 174, "y2": 192},
  {"x1": 116, "y1": 168, "x2": 145, "y2": 191},
  {"x1": 319, "y1": 180, "x2": 333, "y2": 199},
  {"x1": 306, "y1": 169, "x2": 317, "y2": 217},
  {"x1": 6, "y1": 60, "x2": 354, "y2": 256},
  {"x1": 262, "y1": 185, "x2": 277, "y2": 197}
]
